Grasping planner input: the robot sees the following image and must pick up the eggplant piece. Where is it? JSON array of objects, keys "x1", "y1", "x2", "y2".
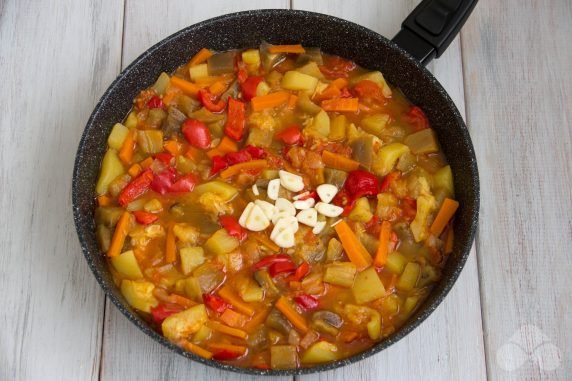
[
  {"x1": 95, "y1": 207, "x2": 124, "y2": 228},
  {"x1": 260, "y1": 41, "x2": 286, "y2": 71},
  {"x1": 270, "y1": 345, "x2": 299, "y2": 370},
  {"x1": 323, "y1": 168, "x2": 348, "y2": 189},
  {"x1": 351, "y1": 135, "x2": 375, "y2": 170},
  {"x1": 404, "y1": 128, "x2": 439, "y2": 154},
  {"x1": 207, "y1": 51, "x2": 236, "y2": 75},
  {"x1": 192, "y1": 263, "x2": 225, "y2": 294},
  {"x1": 266, "y1": 308, "x2": 293, "y2": 335},
  {"x1": 254, "y1": 269, "x2": 280, "y2": 297},
  {"x1": 296, "y1": 47, "x2": 323, "y2": 65},
  {"x1": 313, "y1": 311, "x2": 343, "y2": 328},
  {"x1": 177, "y1": 95, "x2": 200, "y2": 117},
  {"x1": 161, "y1": 105, "x2": 187, "y2": 138}
]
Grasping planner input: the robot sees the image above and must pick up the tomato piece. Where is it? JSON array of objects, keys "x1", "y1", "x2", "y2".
[
  {"x1": 344, "y1": 170, "x2": 380, "y2": 199},
  {"x1": 402, "y1": 196, "x2": 417, "y2": 222},
  {"x1": 240, "y1": 76, "x2": 263, "y2": 101},
  {"x1": 364, "y1": 215, "x2": 381, "y2": 236},
  {"x1": 319, "y1": 55, "x2": 356, "y2": 79},
  {"x1": 203, "y1": 294, "x2": 229, "y2": 313},
  {"x1": 353, "y1": 80, "x2": 384, "y2": 101},
  {"x1": 146, "y1": 95, "x2": 164, "y2": 109},
  {"x1": 252, "y1": 254, "x2": 293, "y2": 271},
  {"x1": 150, "y1": 303, "x2": 184, "y2": 324},
  {"x1": 269, "y1": 261, "x2": 297, "y2": 277},
  {"x1": 210, "y1": 155, "x2": 228, "y2": 176},
  {"x1": 380, "y1": 171, "x2": 401, "y2": 192},
  {"x1": 133, "y1": 210, "x2": 159, "y2": 225},
  {"x1": 275, "y1": 125, "x2": 302, "y2": 145},
  {"x1": 404, "y1": 106, "x2": 429, "y2": 131},
  {"x1": 244, "y1": 145, "x2": 266, "y2": 159},
  {"x1": 224, "y1": 98, "x2": 246, "y2": 141},
  {"x1": 182, "y1": 119, "x2": 212, "y2": 149},
  {"x1": 219, "y1": 215, "x2": 247, "y2": 241},
  {"x1": 118, "y1": 169, "x2": 154, "y2": 206},
  {"x1": 169, "y1": 173, "x2": 198, "y2": 193},
  {"x1": 150, "y1": 167, "x2": 177, "y2": 195},
  {"x1": 294, "y1": 294, "x2": 319, "y2": 310},
  {"x1": 154, "y1": 152, "x2": 174, "y2": 165},
  {"x1": 198, "y1": 89, "x2": 226, "y2": 112}
]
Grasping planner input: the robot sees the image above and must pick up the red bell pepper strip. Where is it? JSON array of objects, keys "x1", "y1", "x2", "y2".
[
  {"x1": 269, "y1": 261, "x2": 297, "y2": 277},
  {"x1": 146, "y1": 95, "x2": 164, "y2": 109},
  {"x1": 240, "y1": 76, "x2": 263, "y2": 101},
  {"x1": 294, "y1": 294, "x2": 319, "y2": 310},
  {"x1": 380, "y1": 171, "x2": 401, "y2": 192},
  {"x1": 219, "y1": 215, "x2": 247, "y2": 241},
  {"x1": 275, "y1": 125, "x2": 303, "y2": 145},
  {"x1": 286, "y1": 261, "x2": 310, "y2": 282},
  {"x1": 344, "y1": 170, "x2": 380, "y2": 199},
  {"x1": 133, "y1": 210, "x2": 159, "y2": 225},
  {"x1": 210, "y1": 155, "x2": 228, "y2": 176},
  {"x1": 404, "y1": 106, "x2": 429, "y2": 131},
  {"x1": 198, "y1": 88, "x2": 225, "y2": 112},
  {"x1": 252, "y1": 254, "x2": 293, "y2": 271},
  {"x1": 225, "y1": 150, "x2": 251, "y2": 165},
  {"x1": 244, "y1": 145, "x2": 266, "y2": 159},
  {"x1": 169, "y1": 173, "x2": 198, "y2": 193},
  {"x1": 150, "y1": 303, "x2": 184, "y2": 324},
  {"x1": 203, "y1": 294, "x2": 229, "y2": 313},
  {"x1": 212, "y1": 349, "x2": 244, "y2": 361},
  {"x1": 118, "y1": 169, "x2": 154, "y2": 206},
  {"x1": 154, "y1": 152, "x2": 174, "y2": 165},
  {"x1": 150, "y1": 167, "x2": 177, "y2": 195},
  {"x1": 224, "y1": 98, "x2": 246, "y2": 141},
  {"x1": 182, "y1": 119, "x2": 212, "y2": 149}
]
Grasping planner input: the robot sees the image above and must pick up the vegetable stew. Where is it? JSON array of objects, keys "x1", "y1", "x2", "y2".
[{"x1": 95, "y1": 43, "x2": 458, "y2": 369}]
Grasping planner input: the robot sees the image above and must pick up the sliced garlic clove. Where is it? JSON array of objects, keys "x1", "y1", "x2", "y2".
[
  {"x1": 296, "y1": 208, "x2": 318, "y2": 227},
  {"x1": 293, "y1": 198, "x2": 316, "y2": 210},
  {"x1": 279, "y1": 170, "x2": 305, "y2": 192},
  {"x1": 245, "y1": 204, "x2": 270, "y2": 231},
  {"x1": 238, "y1": 202, "x2": 255, "y2": 227},
  {"x1": 275, "y1": 198, "x2": 296, "y2": 216},
  {"x1": 267, "y1": 179, "x2": 281, "y2": 201},
  {"x1": 272, "y1": 211, "x2": 291, "y2": 225},
  {"x1": 272, "y1": 228, "x2": 295, "y2": 248},
  {"x1": 271, "y1": 216, "x2": 298, "y2": 240},
  {"x1": 312, "y1": 220, "x2": 327, "y2": 234},
  {"x1": 252, "y1": 184, "x2": 260, "y2": 196},
  {"x1": 316, "y1": 184, "x2": 338, "y2": 204},
  {"x1": 254, "y1": 200, "x2": 276, "y2": 220},
  {"x1": 315, "y1": 202, "x2": 344, "y2": 217},
  {"x1": 292, "y1": 191, "x2": 310, "y2": 201}
]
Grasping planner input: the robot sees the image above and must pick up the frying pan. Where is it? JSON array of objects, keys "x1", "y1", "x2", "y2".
[{"x1": 73, "y1": 0, "x2": 479, "y2": 375}]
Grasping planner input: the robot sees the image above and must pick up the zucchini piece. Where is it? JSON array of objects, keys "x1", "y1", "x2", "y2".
[
  {"x1": 361, "y1": 114, "x2": 390, "y2": 136},
  {"x1": 352, "y1": 267, "x2": 385, "y2": 304},
  {"x1": 326, "y1": 238, "x2": 343, "y2": 262},
  {"x1": 136, "y1": 130, "x2": 164, "y2": 154},
  {"x1": 385, "y1": 251, "x2": 407, "y2": 275},
  {"x1": 396, "y1": 262, "x2": 421, "y2": 291},
  {"x1": 329, "y1": 114, "x2": 347, "y2": 141},
  {"x1": 151, "y1": 72, "x2": 170, "y2": 95},
  {"x1": 323, "y1": 262, "x2": 357, "y2": 287},
  {"x1": 297, "y1": 93, "x2": 321, "y2": 115},
  {"x1": 404, "y1": 128, "x2": 439, "y2": 154}
]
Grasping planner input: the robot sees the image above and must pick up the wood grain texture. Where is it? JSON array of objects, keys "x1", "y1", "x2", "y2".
[
  {"x1": 461, "y1": 1, "x2": 572, "y2": 380},
  {"x1": 292, "y1": 1, "x2": 487, "y2": 380},
  {"x1": 100, "y1": 1, "x2": 291, "y2": 380},
  {"x1": 0, "y1": 0, "x2": 124, "y2": 380}
]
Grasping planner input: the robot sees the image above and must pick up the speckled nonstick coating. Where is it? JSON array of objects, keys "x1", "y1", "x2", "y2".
[{"x1": 72, "y1": 9, "x2": 479, "y2": 376}]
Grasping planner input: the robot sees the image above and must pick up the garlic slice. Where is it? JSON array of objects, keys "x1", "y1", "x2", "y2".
[
  {"x1": 267, "y1": 179, "x2": 281, "y2": 200},
  {"x1": 245, "y1": 204, "x2": 270, "y2": 231},
  {"x1": 315, "y1": 202, "x2": 344, "y2": 217},
  {"x1": 271, "y1": 216, "x2": 299, "y2": 240},
  {"x1": 254, "y1": 200, "x2": 276, "y2": 220},
  {"x1": 252, "y1": 184, "x2": 260, "y2": 196},
  {"x1": 272, "y1": 228, "x2": 295, "y2": 248},
  {"x1": 238, "y1": 202, "x2": 255, "y2": 227},
  {"x1": 279, "y1": 170, "x2": 304, "y2": 192},
  {"x1": 312, "y1": 220, "x2": 327, "y2": 234},
  {"x1": 316, "y1": 184, "x2": 338, "y2": 204},
  {"x1": 274, "y1": 198, "x2": 296, "y2": 216},
  {"x1": 292, "y1": 191, "x2": 310, "y2": 201},
  {"x1": 296, "y1": 208, "x2": 318, "y2": 227},
  {"x1": 293, "y1": 198, "x2": 315, "y2": 210}
]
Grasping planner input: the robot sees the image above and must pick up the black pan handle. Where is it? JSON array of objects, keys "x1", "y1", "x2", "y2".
[{"x1": 392, "y1": 0, "x2": 478, "y2": 65}]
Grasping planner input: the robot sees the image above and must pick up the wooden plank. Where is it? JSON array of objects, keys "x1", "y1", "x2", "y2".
[
  {"x1": 0, "y1": 0, "x2": 124, "y2": 380},
  {"x1": 292, "y1": 1, "x2": 487, "y2": 380},
  {"x1": 100, "y1": 1, "x2": 291, "y2": 380},
  {"x1": 461, "y1": 1, "x2": 572, "y2": 380}
]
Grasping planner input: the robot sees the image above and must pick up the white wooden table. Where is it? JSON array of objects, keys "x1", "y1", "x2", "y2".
[{"x1": 1, "y1": 0, "x2": 570, "y2": 380}]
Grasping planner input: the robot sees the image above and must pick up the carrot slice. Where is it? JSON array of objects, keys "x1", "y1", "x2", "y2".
[
  {"x1": 268, "y1": 44, "x2": 306, "y2": 54},
  {"x1": 334, "y1": 220, "x2": 372, "y2": 270},
  {"x1": 218, "y1": 285, "x2": 255, "y2": 316},
  {"x1": 161, "y1": 86, "x2": 181, "y2": 106},
  {"x1": 209, "y1": 80, "x2": 227, "y2": 96},
  {"x1": 184, "y1": 146, "x2": 201, "y2": 162},
  {"x1": 170, "y1": 76, "x2": 201, "y2": 97},
  {"x1": 374, "y1": 220, "x2": 392, "y2": 267},
  {"x1": 322, "y1": 150, "x2": 360, "y2": 172},
  {"x1": 118, "y1": 130, "x2": 135, "y2": 164},
  {"x1": 275, "y1": 296, "x2": 308, "y2": 333},
  {"x1": 219, "y1": 160, "x2": 267, "y2": 179},
  {"x1": 206, "y1": 136, "x2": 238, "y2": 159},
  {"x1": 444, "y1": 226, "x2": 455, "y2": 254},
  {"x1": 321, "y1": 97, "x2": 359, "y2": 112},
  {"x1": 243, "y1": 308, "x2": 270, "y2": 332},
  {"x1": 127, "y1": 163, "x2": 142, "y2": 178},
  {"x1": 430, "y1": 198, "x2": 460, "y2": 236},
  {"x1": 207, "y1": 321, "x2": 248, "y2": 339},
  {"x1": 189, "y1": 48, "x2": 213, "y2": 66},
  {"x1": 207, "y1": 342, "x2": 248, "y2": 355},
  {"x1": 220, "y1": 308, "x2": 248, "y2": 328},
  {"x1": 314, "y1": 78, "x2": 348, "y2": 101},
  {"x1": 165, "y1": 223, "x2": 177, "y2": 264},
  {"x1": 287, "y1": 94, "x2": 298, "y2": 109},
  {"x1": 251, "y1": 91, "x2": 290, "y2": 111},
  {"x1": 250, "y1": 232, "x2": 280, "y2": 252},
  {"x1": 139, "y1": 156, "x2": 154, "y2": 169},
  {"x1": 163, "y1": 140, "x2": 182, "y2": 155},
  {"x1": 107, "y1": 211, "x2": 131, "y2": 257},
  {"x1": 180, "y1": 340, "x2": 213, "y2": 359}
]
